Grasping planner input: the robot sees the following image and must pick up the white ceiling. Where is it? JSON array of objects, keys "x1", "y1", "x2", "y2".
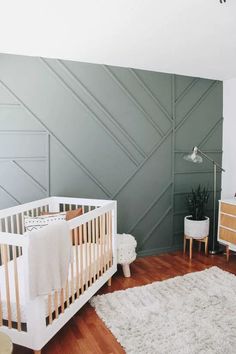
[{"x1": 0, "y1": 0, "x2": 235, "y2": 80}]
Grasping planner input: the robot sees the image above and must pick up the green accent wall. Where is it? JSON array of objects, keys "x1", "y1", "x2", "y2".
[{"x1": 0, "y1": 54, "x2": 223, "y2": 255}]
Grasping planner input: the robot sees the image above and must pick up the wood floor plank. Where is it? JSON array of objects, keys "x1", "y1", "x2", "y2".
[{"x1": 13, "y1": 250, "x2": 236, "y2": 354}]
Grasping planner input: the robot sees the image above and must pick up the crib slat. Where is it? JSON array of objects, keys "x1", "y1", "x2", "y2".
[
  {"x1": 101, "y1": 215, "x2": 105, "y2": 273},
  {"x1": 74, "y1": 227, "x2": 79, "y2": 295},
  {"x1": 100, "y1": 215, "x2": 103, "y2": 274},
  {"x1": 70, "y1": 261, "x2": 75, "y2": 303},
  {"x1": 108, "y1": 213, "x2": 110, "y2": 269},
  {"x1": 21, "y1": 213, "x2": 25, "y2": 234},
  {"x1": 100, "y1": 215, "x2": 104, "y2": 274},
  {"x1": 105, "y1": 213, "x2": 108, "y2": 270},
  {"x1": 65, "y1": 281, "x2": 69, "y2": 308},
  {"x1": 70, "y1": 230, "x2": 75, "y2": 303},
  {"x1": 103, "y1": 214, "x2": 106, "y2": 273},
  {"x1": 103, "y1": 214, "x2": 106, "y2": 272},
  {"x1": 13, "y1": 246, "x2": 21, "y2": 331},
  {"x1": 107, "y1": 212, "x2": 110, "y2": 268},
  {"x1": 92, "y1": 217, "x2": 95, "y2": 282},
  {"x1": 60, "y1": 288, "x2": 65, "y2": 314},
  {"x1": 96, "y1": 217, "x2": 99, "y2": 279},
  {"x1": 83, "y1": 223, "x2": 88, "y2": 290},
  {"x1": 10, "y1": 215, "x2": 14, "y2": 234},
  {"x1": 16, "y1": 214, "x2": 22, "y2": 255},
  {"x1": 105, "y1": 213, "x2": 108, "y2": 271},
  {"x1": 54, "y1": 291, "x2": 59, "y2": 319},
  {"x1": 48, "y1": 294, "x2": 53, "y2": 325},
  {"x1": 16, "y1": 214, "x2": 20, "y2": 234},
  {"x1": 109, "y1": 211, "x2": 113, "y2": 266},
  {"x1": 62, "y1": 204, "x2": 66, "y2": 212},
  {"x1": 88, "y1": 206, "x2": 92, "y2": 285},
  {"x1": 79, "y1": 225, "x2": 84, "y2": 294},
  {"x1": 4, "y1": 219, "x2": 10, "y2": 262},
  {"x1": 2, "y1": 244, "x2": 12, "y2": 329},
  {"x1": 0, "y1": 288, "x2": 3, "y2": 326}
]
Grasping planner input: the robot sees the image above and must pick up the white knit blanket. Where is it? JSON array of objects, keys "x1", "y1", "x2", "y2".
[{"x1": 91, "y1": 267, "x2": 236, "y2": 354}]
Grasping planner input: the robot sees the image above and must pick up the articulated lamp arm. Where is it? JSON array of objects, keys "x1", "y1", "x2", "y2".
[
  {"x1": 184, "y1": 146, "x2": 225, "y2": 172},
  {"x1": 196, "y1": 147, "x2": 225, "y2": 172}
]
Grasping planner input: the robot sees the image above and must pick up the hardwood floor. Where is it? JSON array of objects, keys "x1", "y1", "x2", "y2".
[{"x1": 14, "y1": 250, "x2": 236, "y2": 354}]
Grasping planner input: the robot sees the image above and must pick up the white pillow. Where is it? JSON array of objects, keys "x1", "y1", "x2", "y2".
[{"x1": 24, "y1": 213, "x2": 66, "y2": 232}]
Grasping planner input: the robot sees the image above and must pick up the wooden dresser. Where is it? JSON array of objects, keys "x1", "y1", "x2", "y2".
[{"x1": 218, "y1": 199, "x2": 236, "y2": 261}]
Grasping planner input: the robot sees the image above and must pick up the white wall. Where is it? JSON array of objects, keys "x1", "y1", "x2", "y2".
[
  {"x1": 0, "y1": 1, "x2": 235, "y2": 80},
  {"x1": 222, "y1": 78, "x2": 236, "y2": 198}
]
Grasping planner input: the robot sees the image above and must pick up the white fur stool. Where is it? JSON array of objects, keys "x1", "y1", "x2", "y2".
[{"x1": 117, "y1": 233, "x2": 137, "y2": 277}]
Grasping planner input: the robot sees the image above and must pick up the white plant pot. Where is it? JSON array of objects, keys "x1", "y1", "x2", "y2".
[{"x1": 184, "y1": 216, "x2": 210, "y2": 239}]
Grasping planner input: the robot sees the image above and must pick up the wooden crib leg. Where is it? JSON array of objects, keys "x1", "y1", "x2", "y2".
[
  {"x1": 107, "y1": 277, "x2": 112, "y2": 286},
  {"x1": 122, "y1": 263, "x2": 131, "y2": 277},
  {"x1": 226, "y1": 245, "x2": 230, "y2": 262}
]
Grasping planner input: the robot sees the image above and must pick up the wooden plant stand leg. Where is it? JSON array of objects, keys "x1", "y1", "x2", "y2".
[
  {"x1": 226, "y1": 245, "x2": 230, "y2": 262},
  {"x1": 122, "y1": 263, "x2": 131, "y2": 277},
  {"x1": 189, "y1": 238, "x2": 193, "y2": 260},
  {"x1": 183, "y1": 235, "x2": 186, "y2": 255},
  {"x1": 107, "y1": 277, "x2": 112, "y2": 286},
  {"x1": 205, "y1": 237, "x2": 208, "y2": 255}
]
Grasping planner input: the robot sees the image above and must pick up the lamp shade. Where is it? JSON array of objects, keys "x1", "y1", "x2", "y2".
[{"x1": 184, "y1": 147, "x2": 203, "y2": 163}]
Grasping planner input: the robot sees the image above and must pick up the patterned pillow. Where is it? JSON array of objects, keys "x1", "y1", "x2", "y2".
[
  {"x1": 41, "y1": 207, "x2": 83, "y2": 221},
  {"x1": 24, "y1": 213, "x2": 66, "y2": 232}
]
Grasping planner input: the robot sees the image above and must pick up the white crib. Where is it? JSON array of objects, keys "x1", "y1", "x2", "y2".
[{"x1": 0, "y1": 196, "x2": 117, "y2": 353}]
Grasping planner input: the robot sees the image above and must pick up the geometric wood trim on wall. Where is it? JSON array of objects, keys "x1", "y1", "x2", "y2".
[
  {"x1": 0, "y1": 130, "x2": 49, "y2": 207},
  {"x1": 0, "y1": 53, "x2": 223, "y2": 255}
]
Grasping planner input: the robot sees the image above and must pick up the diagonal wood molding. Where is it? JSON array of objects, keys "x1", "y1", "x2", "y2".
[
  {"x1": 103, "y1": 65, "x2": 165, "y2": 137},
  {"x1": 41, "y1": 58, "x2": 140, "y2": 167},
  {"x1": 58, "y1": 60, "x2": 147, "y2": 160},
  {"x1": 0, "y1": 184, "x2": 20, "y2": 204},
  {"x1": 175, "y1": 78, "x2": 199, "y2": 104},
  {"x1": 0, "y1": 79, "x2": 112, "y2": 198},
  {"x1": 128, "y1": 68, "x2": 173, "y2": 123},
  {"x1": 176, "y1": 81, "x2": 218, "y2": 131}
]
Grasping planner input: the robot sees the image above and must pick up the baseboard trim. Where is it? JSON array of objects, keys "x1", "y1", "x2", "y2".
[{"x1": 137, "y1": 244, "x2": 182, "y2": 258}]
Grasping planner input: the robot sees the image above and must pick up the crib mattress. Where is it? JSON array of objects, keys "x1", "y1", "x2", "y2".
[{"x1": 0, "y1": 243, "x2": 106, "y2": 323}]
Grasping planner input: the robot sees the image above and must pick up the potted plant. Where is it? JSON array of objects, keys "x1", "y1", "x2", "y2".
[{"x1": 184, "y1": 185, "x2": 210, "y2": 239}]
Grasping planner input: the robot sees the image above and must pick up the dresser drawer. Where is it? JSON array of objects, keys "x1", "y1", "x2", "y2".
[
  {"x1": 220, "y1": 213, "x2": 236, "y2": 230},
  {"x1": 221, "y1": 202, "x2": 236, "y2": 216},
  {"x1": 219, "y1": 227, "x2": 236, "y2": 245}
]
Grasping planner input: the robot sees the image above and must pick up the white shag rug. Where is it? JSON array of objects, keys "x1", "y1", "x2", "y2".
[{"x1": 90, "y1": 267, "x2": 236, "y2": 354}]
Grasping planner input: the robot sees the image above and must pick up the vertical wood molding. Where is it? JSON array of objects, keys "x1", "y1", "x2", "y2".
[{"x1": 171, "y1": 75, "x2": 176, "y2": 246}]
